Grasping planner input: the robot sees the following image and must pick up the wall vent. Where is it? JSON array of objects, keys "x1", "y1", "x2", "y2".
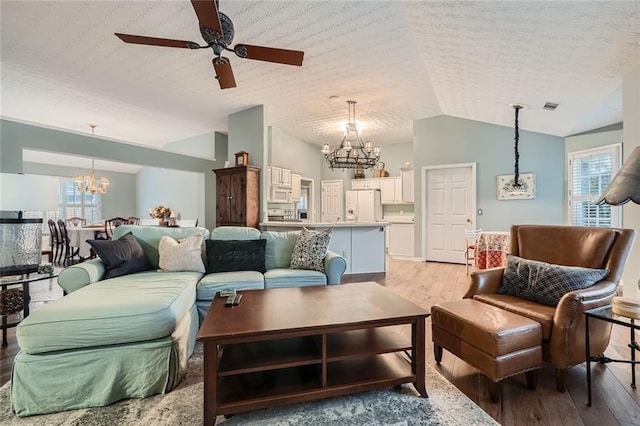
[{"x1": 543, "y1": 102, "x2": 559, "y2": 111}]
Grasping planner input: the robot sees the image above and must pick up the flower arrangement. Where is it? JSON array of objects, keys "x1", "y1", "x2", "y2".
[{"x1": 149, "y1": 205, "x2": 171, "y2": 219}]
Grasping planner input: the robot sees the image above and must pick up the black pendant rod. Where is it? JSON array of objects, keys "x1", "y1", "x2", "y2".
[{"x1": 513, "y1": 105, "x2": 522, "y2": 187}]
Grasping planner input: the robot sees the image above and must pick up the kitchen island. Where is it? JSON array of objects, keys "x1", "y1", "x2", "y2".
[{"x1": 260, "y1": 221, "x2": 388, "y2": 275}]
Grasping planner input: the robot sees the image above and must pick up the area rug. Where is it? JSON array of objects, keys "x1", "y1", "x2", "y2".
[{"x1": 0, "y1": 343, "x2": 498, "y2": 425}]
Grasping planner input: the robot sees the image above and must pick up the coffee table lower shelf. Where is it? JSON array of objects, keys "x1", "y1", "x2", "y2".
[{"x1": 216, "y1": 352, "x2": 414, "y2": 415}]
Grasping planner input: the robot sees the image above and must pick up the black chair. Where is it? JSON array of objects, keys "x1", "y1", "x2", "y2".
[
  {"x1": 47, "y1": 219, "x2": 64, "y2": 264},
  {"x1": 127, "y1": 216, "x2": 140, "y2": 225},
  {"x1": 104, "y1": 217, "x2": 129, "y2": 240},
  {"x1": 57, "y1": 219, "x2": 80, "y2": 265}
]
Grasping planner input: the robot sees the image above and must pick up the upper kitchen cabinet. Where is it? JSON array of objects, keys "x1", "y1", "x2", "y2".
[
  {"x1": 351, "y1": 178, "x2": 380, "y2": 190},
  {"x1": 269, "y1": 166, "x2": 292, "y2": 188},
  {"x1": 401, "y1": 168, "x2": 414, "y2": 203},
  {"x1": 380, "y1": 177, "x2": 402, "y2": 204},
  {"x1": 291, "y1": 174, "x2": 302, "y2": 202},
  {"x1": 214, "y1": 165, "x2": 260, "y2": 228}
]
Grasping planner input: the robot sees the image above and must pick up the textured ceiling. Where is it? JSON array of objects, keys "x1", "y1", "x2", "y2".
[{"x1": 1, "y1": 1, "x2": 639, "y2": 153}]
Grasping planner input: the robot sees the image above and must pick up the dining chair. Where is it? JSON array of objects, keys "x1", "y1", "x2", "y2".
[
  {"x1": 104, "y1": 217, "x2": 129, "y2": 240},
  {"x1": 57, "y1": 219, "x2": 80, "y2": 266},
  {"x1": 65, "y1": 217, "x2": 87, "y2": 227},
  {"x1": 464, "y1": 228, "x2": 482, "y2": 275},
  {"x1": 127, "y1": 216, "x2": 140, "y2": 225},
  {"x1": 47, "y1": 219, "x2": 64, "y2": 264}
]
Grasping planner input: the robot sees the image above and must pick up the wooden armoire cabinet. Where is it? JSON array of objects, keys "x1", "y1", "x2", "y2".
[{"x1": 213, "y1": 165, "x2": 260, "y2": 228}]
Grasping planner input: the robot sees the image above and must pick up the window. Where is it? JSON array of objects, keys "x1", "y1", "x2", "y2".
[
  {"x1": 568, "y1": 144, "x2": 621, "y2": 227},
  {"x1": 23, "y1": 178, "x2": 102, "y2": 231},
  {"x1": 58, "y1": 179, "x2": 102, "y2": 223}
]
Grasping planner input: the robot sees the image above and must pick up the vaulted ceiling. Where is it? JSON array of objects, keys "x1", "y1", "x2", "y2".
[{"x1": 1, "y1": 1, "x2": 639, "y2": 151}]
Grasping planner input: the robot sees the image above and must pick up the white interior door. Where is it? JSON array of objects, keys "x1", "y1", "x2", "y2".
[
  {"x1": 424, "y1": 165, "x2": 475, "y2": 263},
  {"x1": 321, "y1": 180, "x2": 343, "y2": 222}
]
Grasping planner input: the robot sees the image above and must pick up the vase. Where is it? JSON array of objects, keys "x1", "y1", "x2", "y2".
[{"x1": 158, "y1": 219, "x2": 165, "y2": 226}]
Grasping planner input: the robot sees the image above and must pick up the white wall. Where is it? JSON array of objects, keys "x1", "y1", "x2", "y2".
[
  {"x1": 136, "y1": 167, "x2": 205, "y2": 223},
  {"x1": 622, "y1": 65, "x2": 640, "y2": 297}
]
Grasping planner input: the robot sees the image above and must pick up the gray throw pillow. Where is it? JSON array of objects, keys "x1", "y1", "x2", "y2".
[
  {"x1": 289, "y1": 227, "x2": 332, "y2": 273},
  {"x1": 498, "y1": 255, "x2": 609, "y2": 306},
  {"x1": 86, "y1": 232, "x2": 152, "y2": 278}
]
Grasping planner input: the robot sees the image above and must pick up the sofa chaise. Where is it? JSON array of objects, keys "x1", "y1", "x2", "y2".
[{"x1": 11, "y1": 225, "x2": 346, "y2": 416}]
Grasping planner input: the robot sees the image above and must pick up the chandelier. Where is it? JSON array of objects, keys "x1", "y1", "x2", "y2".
[
  {"x1": 75, "y1": 125, "x2": 110, "y2": 194},
  {"x1": 321, "y1": 100, "x2": 381, "y2": 169}
]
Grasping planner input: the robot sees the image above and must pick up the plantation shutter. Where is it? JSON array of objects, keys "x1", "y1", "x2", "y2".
[{"x1": 568, "y1": 144, "x2": 621, "y2": 227}]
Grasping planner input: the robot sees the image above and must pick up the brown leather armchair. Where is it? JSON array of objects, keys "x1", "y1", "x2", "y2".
[{"x1": 465, "y1": 224, "x2": 636, "y2": 391}]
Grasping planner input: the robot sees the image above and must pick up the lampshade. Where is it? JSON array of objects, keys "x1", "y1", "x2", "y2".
[
  {"x1": 0, "y1": 173, "x2": 58, "y2": 212},
  {"x1": 596, "y1": 146, "x2": 640, "y2": 206}
]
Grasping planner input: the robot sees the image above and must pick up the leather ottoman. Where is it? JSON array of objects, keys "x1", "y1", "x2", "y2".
[{"x1": 431, "y1": 299, "x2": 542, "y2": 402}]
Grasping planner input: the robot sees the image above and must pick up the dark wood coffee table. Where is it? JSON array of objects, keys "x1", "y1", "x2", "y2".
[{"x1": 197, "y1": 281, "x2": 430, "y2": 425}]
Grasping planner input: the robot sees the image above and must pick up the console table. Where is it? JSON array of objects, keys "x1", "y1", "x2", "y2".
[
  {"x1": 197, "y1": 282, "x2": 429, "y2": 424},
  {"x1": 585, "y1": 305, "x2": 639, "y2": 406}
]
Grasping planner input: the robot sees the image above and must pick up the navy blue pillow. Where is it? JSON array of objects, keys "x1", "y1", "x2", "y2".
[
  {"x1": 205, "y1": 239, "x2": 266, "y2": 274},
  {"x1": 87, "y1": 232, "x2": 152, "y2": 278},
  {"x1": 498, "y1": 255, "x2": 609, "y2": 306}
]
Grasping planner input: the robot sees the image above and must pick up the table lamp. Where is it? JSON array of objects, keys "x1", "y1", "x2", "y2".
[
  {"x1": 0, "y1": 173, "x2": 58, "y2": 276},
  {"x1": 596, "y1": 146, "x2": 640, "y2": 318}
]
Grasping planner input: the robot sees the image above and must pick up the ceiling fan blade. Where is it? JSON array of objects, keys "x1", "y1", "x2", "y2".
[
  {"x1": 234, "y1": 44, "x2": 304, "y2": 66},
  {"x1": 115, "y1": 33, "x2": 197, "y2": 49},
  {"x1": 213, "y1": 57, "x2": 236, "y2": 89},
  {"x1": 191, "y1": 0, "x2": 223, "y2": 36}
]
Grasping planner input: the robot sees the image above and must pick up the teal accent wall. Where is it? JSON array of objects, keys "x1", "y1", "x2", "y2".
[
  {"x1": 0, "y1": 119, "x2": 223, "y2": 229},
  {"x1": 22, "y1": 162, "x2": 137, "y2": 220},
  {"x1": 268, "y1": 126, "x2": 323, "y2": 221},
  {"x1": 375, "y1": 142, "x2": 413, "y2": 178},
  {"x1": 228, "y1": 106, "x2": 267, "y2": 221},
  {"x1": 413, "y1": 115, "x2": 565, "y2": 258},
  {"x1": 163, "y1": 131, "x2": 216, "y2": 159},
  {"x1": 228, "y1": 106, "x2": 266, "y2": 168}
]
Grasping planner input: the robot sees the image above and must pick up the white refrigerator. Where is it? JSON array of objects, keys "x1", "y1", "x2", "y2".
[{"x1": 345, "y1": 190, "x2": 382, "y2": 222}]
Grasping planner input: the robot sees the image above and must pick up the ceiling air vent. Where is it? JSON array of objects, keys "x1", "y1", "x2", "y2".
[{"x1": 543, "y1": 102, "x2": 559, "y2": 111}]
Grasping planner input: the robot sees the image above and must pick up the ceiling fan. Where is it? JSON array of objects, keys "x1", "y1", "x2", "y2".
[{"x1": 115, "y1": 0, "x2": 304, "y2": 89}]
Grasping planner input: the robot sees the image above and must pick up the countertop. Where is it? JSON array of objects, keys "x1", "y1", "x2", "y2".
[{"x1": 260, "y1": 221, "x2": 389, "y2": 228}]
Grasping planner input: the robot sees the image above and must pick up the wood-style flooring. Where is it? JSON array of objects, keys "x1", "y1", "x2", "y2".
[{"x1": 1, "y1": 257, "x2": 638, "y2": 425}]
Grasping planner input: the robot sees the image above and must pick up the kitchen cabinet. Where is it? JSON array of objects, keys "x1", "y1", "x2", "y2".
[
  {"x1": 401, "y1": 168, "x2": 414, "y2": 203},
  {"x1": 380, "y1": 177, "x2": 402, "y2": 204},
  {"x1": 214, "y1": 165, "x2": 260, "y2": 228},
  {"x1": 351, "y1": 178, "x2": 380, "y2": 190},
  {"x1": 269, "y1": 166, "x2": 292, "y2": 188},
  {"x1": 291, "y1": 174, "x2": 301, "y2": 202},
  {"x1": 388, "y1": 223, "x2": 415, "y2": 259},
  {"x1": 351, "y1": 226, "x2": 386, "y2": 273}
]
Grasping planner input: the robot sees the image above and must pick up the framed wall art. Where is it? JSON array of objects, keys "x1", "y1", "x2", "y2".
[{"x1": 497, "y1": 173, "x2": 536, "y2": 200}]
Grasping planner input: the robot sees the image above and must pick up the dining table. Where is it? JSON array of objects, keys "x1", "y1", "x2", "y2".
[
  {"x1": 67, "y1": 225, "x2": 105, "y2": 259},
  {"x1": 475, "y1": 231, "x2": 511, "y2": 270}
]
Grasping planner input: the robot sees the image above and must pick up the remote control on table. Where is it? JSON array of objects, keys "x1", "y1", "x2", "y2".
[{"x1": 225, "y1": 294, "x2": 242, "y2": 307}]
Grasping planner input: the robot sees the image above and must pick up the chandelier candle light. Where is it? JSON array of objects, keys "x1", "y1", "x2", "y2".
[
  {"x1": 321, "y1": 100, "x2": 381, "y2": 170},
  {"x1": 75, "y1": 125, "x2": 110, "y2": 194}
]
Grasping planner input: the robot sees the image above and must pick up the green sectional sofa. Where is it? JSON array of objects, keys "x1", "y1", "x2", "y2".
[{"x1": 11, "y1": 225, "x2": 346, "y2": 416}]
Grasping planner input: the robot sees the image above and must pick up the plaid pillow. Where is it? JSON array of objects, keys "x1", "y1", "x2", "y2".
[{"x1": 498, "y1": 255, "x2": 609, "y2": 306}]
